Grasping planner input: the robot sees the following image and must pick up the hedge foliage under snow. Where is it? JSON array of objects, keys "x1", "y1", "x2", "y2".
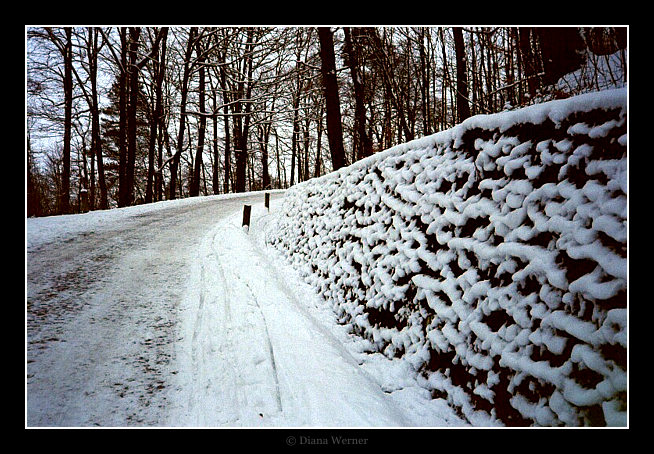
[{"x1": 268, "y1": 88, "x2": 627, "y2": 426}]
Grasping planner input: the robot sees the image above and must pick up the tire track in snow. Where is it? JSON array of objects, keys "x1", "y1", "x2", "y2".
[
  {"x1": 240, "y1": 278, "x2": 284, "y2": 413},
  {"x1": 186, "y1": 229, "x2": 242, "y2": 425},
  {"x1": 212, "y1": 224, "x2": 284, "y2": 421},
  {"x1": 173, "y1": 211, "x2": 285, "y2": 426},
  {"x1": 195, "y1": 206, "x2": 409, "y2": 426}
]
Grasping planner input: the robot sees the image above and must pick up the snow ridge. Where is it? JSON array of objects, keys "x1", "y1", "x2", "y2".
[{"x1": 268, "y1": 88, "x2": 627, "y2": 426}]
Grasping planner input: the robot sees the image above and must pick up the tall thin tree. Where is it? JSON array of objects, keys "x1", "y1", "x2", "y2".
[
  {"x1": 169, "y1": 27, "x2": 197, "y2": 200},
  {"x1": 125, "y1": 27, "x2": 141, "y2": 206},
  {"x1": 87, "y1": 27, "x2": 109, "y2": 209},
  {"x1": 453, "y1": 27, "x2": 471, "y2": 123},
  {"x1": 318, "y1": 27, "x2": 345, "y2": 171},
  {"x1": 145, "y1": 27, "x2": 168, "y2": 203},
  {"x1": 189, "y1": 34, "x2": 207, "y2": 197},
  {"x1": 344, "y1": 27, "x2": 372, "y2": 161}
]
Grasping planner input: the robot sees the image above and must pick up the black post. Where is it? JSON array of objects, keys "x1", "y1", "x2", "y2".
[
  {"x1": 265, "y1": 192, "x2": 270, "y2": 211},
  {"x1": 80, "y1": 189, "x2": 89, "y2": 213},
  {"x1": 242, "y1": 204, "x2": 251, "y2": 231}
]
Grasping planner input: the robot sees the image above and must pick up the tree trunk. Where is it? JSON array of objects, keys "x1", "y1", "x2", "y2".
[
  {"x1": 233, "y1": 28, "x2": 255, "y2": 193},
  {"x1": 216, "y1": 43, "x2": 231, "y2": 194},
  {"x1": 264, "y1": 100, "x2": 274, "y2": 190},
  {"x1": 317, "y1": 27, "x2": 345, "y2": 171},
  {"x1": 290, "y1": 89, "x2": 299, "y2": 186},
  {"x1": 417, "y1": 27, "x2": 431, "y2": 135},
  {"x1": 212, "y1": 87, "x2": 220, "y2": 194},
  {"x1": 27, "y1": 131, "x2": 41, "y2": 217},
  {"x1": 534, "y1": 27, "x2": 585, "y2": 86},
  {"x1": 260, "y1": 126, "x2": 270, "y2": 190},
  {"x1": 146, "y1": 28, "x2": 167, "y2": 203},
  {"x1": 190, "y1": 36, "x2": 206, "y2": 197},
  {"x1": 453, "y1": 27, "x2": 471, "y2": 123},
  {"x1": 260, "y1": 98, "x2": 273, "y2": 190},
  {"x1": 88, "y1": 27, "x2": 108, "y2": 210},
  {"x1": 438, "y1": 28, "x2": 449, "y2": 129},
  {"x1": 344, "y1": 27, "x2": 371, "y2": 161},
  {"x1": 117, "y1": 28, "x2": 129, "y2": 207},
  {"x1": 234, "y1": 130, "x2": 248, "y2": 192},
  {"x1": 303, "y1": 117, "x2": 310, "y2": 181},
  {"x1": 314, "y1": 103, "x2": 324, "y2": 178},
  {"x1": 223, "y1": 114, "x2": 231, "y2": 193},
  {"x1": 155, "y1": 120, "x2": 164, "y2": 201},
  {"x1": 125, "y1": 27, "x2": 141, "y2": 205},
  {"x1": 169, "y1": 27, "x2": 197, "y2": 200},
  {"x1": 274, "y1": 128, "x2": 283, "y2": 187},
  {"x1": 517, "y1": 27, "x2": 539, "y2": 100},
  {"x1": 145, "y1": 72, "x2": 157, "y2": 203},
  {"x1": 60, "y1": 27, "x2": 73, "y2": 214}
]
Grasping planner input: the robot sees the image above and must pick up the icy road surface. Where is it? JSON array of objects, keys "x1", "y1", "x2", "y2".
[{"x1": 26, "y1": 192, "x2": 464, "y2": 427}]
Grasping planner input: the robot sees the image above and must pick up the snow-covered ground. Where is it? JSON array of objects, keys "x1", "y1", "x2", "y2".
[{"x1": 26, "y1": 191, "x2": 465, "y2": 427}]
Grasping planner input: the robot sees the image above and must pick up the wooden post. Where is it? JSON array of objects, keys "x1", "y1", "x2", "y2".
[
  {"x1": 242, "y1": 204, "x2": 251, "y2": 232},
  {"x1": 265, "y1": 192, "x2": 270, "y2": 211},
  {"x1": 80, "y1": 189, "x2": 89, "y2": 213}
]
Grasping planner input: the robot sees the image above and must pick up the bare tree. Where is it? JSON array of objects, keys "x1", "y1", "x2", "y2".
[
  {"x1": 85, "y1": 27, "x2": 109, "y2": 210},
  {"x1": 189, "y1": 32, "x2": 207, "y2": 197},
  {"x1": 318, "y1": 27, "x2": 345, "y2": 171},
  {"x1": 35, "y1": 27, "x2": 74, "y2": 214},
  {"x1": 145, "y1": 27, "x2": 168, "y2": 203},
  {"x1": 452, "y1": 27, "x2": 471, "y2": 123},
  {"x1": 168, "y1": 27, "x2": 197, "y2": 200},
  {"x1": 232, "y1": 27, "x2": 256, "y2": 193},
  {"x1": 343, "y1": 27, "x2": 372, "y2": 160}
]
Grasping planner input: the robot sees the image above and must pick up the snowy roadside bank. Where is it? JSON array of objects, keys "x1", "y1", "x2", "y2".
[{"x1": 167, "y1": 197, "x2": 468, "y2": 427}]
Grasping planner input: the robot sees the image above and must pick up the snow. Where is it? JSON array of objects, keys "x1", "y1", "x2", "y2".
[
  {"x1": 26, "y1": 191, "x2": 466, "y2": 427},
  {"x1": 166, "y1": 200, "x2": 464, "y2": 426},
  {"x1": 268, "y1": 88, "x2": 628, "y2": 426},
  {"x1": 27, "y1": 193, "x2": 287, "y2": 426}
]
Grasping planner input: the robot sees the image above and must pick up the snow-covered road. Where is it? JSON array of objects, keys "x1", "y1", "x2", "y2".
[{"x1": 26, "y1": 192, "x2": 464, "y2": 427}]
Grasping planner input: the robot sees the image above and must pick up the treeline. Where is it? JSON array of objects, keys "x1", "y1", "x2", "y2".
[{"x1": 26, "y1": 26, "x2": 627, "y2": 217}]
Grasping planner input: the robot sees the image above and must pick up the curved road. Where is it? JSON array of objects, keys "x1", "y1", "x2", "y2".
[{"x1": 26, "y1": 194, "x2": 280, "y2": 426}]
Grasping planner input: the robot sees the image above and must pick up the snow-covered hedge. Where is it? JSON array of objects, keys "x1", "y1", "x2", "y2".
[{"x1": 268, "y1": 88, "x2": 627, "y2": 426}]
